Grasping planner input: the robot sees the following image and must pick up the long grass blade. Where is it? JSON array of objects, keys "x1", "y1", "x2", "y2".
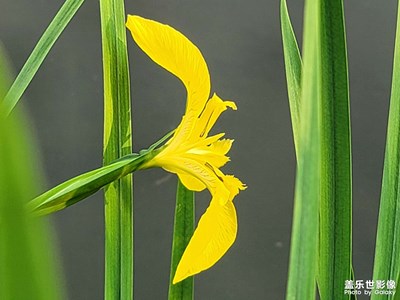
[
  {"x1": 317, "y1": 0, "x2": 352, "y2": 299},
  {"x1": 0, "y1": 43, "x2": 13, "y2": 99},
  {"x1": 280, "y1": 0, "x2": 302, "y2": 153},
  {"x1": 99, "y1": 0, "x2": 133, "y2": 297},
  {"x1": 168, "y1": 180, "x2": 195, "y2": 300},
  {"x1": 285, "y1": 0, "x2": 320, "y2": 298},
  {"x1": 372, "y1": 3, "x2": 400, "y2": 299},
  {"x1": 0, "y1": 46, "x2": 64, "y2": 300},
  {"x1": 1, "y1": 0, "x2": 84, "y2": 115}
]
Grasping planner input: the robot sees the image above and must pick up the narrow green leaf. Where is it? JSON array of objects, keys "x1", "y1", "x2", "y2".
[
  {"x1": 285, "y1": 0, "x2": 320, "y2": 298},
  {"x1": 1, "y1": 0, "x2": 84, "y2": 115},
  {"x1": 393, "y1": 271, "x2": 400, "y2": 300},
  {"x1": 372, "y1": 3, "x2": 400, "y2": 299},
  {"x1": 0, "y1": 113, "x2": 65, "y2": 300},
  {"x1": 318, "y1": 0, "x2": 353, "y2": 299},
  {"x1": 281, "y1": 1, "x2": 353, "y2": 299},
  {"x1": 350, "y1": 267, "x2": 358, "y2": 300},
  {"x1": 168, "y1": 180, "x2": 195, "y2": 300},
  {"x1": 0, "y1": 43, "x2": 13, "y2": 100},
  {"x1": 28, "y1": 151, "x2": 156, "y2": 216},
  {"x1": 0, "y1": 47, "x2": 64, "y2": 299},
  {"x1": 280, "y1": 0, "x2": 302, "y2": 153},
  {"x1": 99, "y1": 0, "x2": 133, "y2": 297}
]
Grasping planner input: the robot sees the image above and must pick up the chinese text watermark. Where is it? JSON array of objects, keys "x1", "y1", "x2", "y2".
[{"x1": 344, "y1": 279, "x2": 396, "y2": 296}]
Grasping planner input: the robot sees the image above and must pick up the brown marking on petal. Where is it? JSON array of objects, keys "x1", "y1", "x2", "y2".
[
  {"x1": 205, "y1": 162, "x2": 224, "y2": 182},
  {"x1": 183, "y1": 160, "x2": 217, "y2": 188},
  {"x1": 197, "y1": 97, "x2": 211, "y2": 119},
  {"x1": 200, "y1": 111, "x2": 214, "y2": 138}
]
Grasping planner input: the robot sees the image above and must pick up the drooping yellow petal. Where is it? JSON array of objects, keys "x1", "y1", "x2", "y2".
[
  {"x1": 224, "y1": 175, "x2": 247, "y2": 201},
  {"x1": 160, "y1": 157, "x2": 230, "y2": 202},
  {"x1": 173, "y1": 200, "x2": 237, "y2": 283},
  {"x1": 126, "y1": 16, "x2": 210, "y2": 136},
  {"x1": 178, "y1": 173, "x2": 206, "y2": 192}
]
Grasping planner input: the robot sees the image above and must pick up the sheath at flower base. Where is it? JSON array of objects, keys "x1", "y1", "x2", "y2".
[{"x1": 126, "y1": 15, "x2": 246, "y2": 284}]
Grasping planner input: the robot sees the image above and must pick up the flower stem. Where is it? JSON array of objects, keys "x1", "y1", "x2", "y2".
[
  {"x1": 168, "y1": 179, "x2": 194, "y2": 300},
  {"x1": 99, "y1": 0, "x2": 133, "y2": 298}
]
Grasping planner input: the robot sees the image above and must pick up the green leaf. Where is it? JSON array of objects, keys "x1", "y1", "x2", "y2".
[
  {"x1": 28, "y1": 151, "x2": 155, "y2": 216},
  {"x1": 99, "y1": 0, "x2": 133, "y2": 297},
  {"x1": 280, "y1": 0, "x2": 302, "y2": 153},
  {"x1": 393, "y1": 270, "x2": 400, "y2": 300},
  {"x1": 0, "y1": 47, "x2": 64, "y2": 300},
  {"x1": 0, "y1": 43, "x2": 13, "y2": 100},
  {"x1": 168, "y1": 180, "x2": 195, "y2": 300},
  {"x1": 285, "y1": 0, "x2": 320, "y2": 299},
  {"x1": 1, "y1": 0, "x2": 84, "y2": 115},
  {"x1": 281, "y1": 1, "x2": 353, "y2": 299},
  {"x1": 28, "y1": 132, "x2": 168, "y2": 217},
  {"x1": 372, "y1": 3, "x2": 400, "y2": 300},
  {"x1": 0, "y1": 112, "x2": 65, "y2": 300},
  {"x1": 350, "y1": 267, "x2": 357, "y2": 300},
  {"x1": 317, "y1": 0, "x2": 353, "y2": 299}
]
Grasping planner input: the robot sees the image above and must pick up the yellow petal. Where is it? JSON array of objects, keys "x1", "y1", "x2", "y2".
[
  {"x1": 178, "y1": 173, "x2": 206, "y2": 191},
  {"x1": 224, "y1": 175, "x2": 247, "y2": 201},
  {"x1": 160, "y1": 158, "x2": 217, "y2": 188},
  {"x1": 185, "y1": 137, "x2": 232, "y2": 168},
  {"x1": 173, "y1": 200, "x2": 237, "y2": 283},
  {"x1": 126, "y1": 15, "x2": 210, "y2": 144},
  {"x1": 193, "y1": 138, "x2": 234, "y2": 168},
  {"x1": 209, "y1": 139, "x2": 234, "y2": 156},
  {"x1": 191, "y1": 133, "x2": 226, "y2": 148},
  {"x1": 184, "y1": 150, "x2": 230, "y2": 169},
  {"x1": 190, "y1": 93, "x2": 237, "y2": 141}
]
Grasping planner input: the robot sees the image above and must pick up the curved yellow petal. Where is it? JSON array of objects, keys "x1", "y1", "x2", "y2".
[
  {"x1": 190, "y1": 93, "x2": 237, "y2": 141},
  {"x1": 173, "y1": 200, "x2": 237, "y2": 283},
  {"x1": 224, "y1": 175, "x2": 247, "y2": 201},
  {"x1": 160, "y1": 157, "x2": 228, "y2": 196},
  {"x1": 184, "y1": 150, "x2": 230, "y2": 169},
  {"x1": 178, "y1": 173, "x2": 206, "y2": 192},
  {"x1": 126, "y1": 15, "x2": 210, "y2": 117},
  {"x1": 188, "y1": 138, "x2": 234, "y2": 168},
  {"x1": 209, "y1": 139, "x2": 234, "y2": 156},
  {"x1": 191, "y1": 133, "x2": 226, "y2": 149}
]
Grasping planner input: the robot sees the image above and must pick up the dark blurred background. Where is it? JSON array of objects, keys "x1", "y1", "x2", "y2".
[{"x1": 1, "y1": 0, "x2": 397, "y2": 298}]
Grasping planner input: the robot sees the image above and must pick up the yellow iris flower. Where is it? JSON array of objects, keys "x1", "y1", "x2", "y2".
[{"x1": 126, "y1": 15, "x2": 246, "y2": 284}]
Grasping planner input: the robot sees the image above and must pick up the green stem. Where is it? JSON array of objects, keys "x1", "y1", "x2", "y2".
[
  {"x1": 168, "y1": 180, "x2": 195, "y2": 300},
  {"x1": 99, "y1": 0, "x2": 133, "y2": 298}
]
